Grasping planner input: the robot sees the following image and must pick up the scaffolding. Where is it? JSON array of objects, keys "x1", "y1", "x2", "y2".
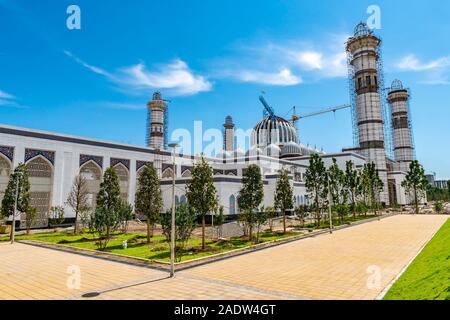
[
  {"x1": 347, "y1": 51, "x2": 359, "y2": 148},
  {"x1": 406, "y1": 88, "x2": 416, "y2": 160},
  {"x1": 376, "y1": 41, "x2": 394, "y2": 159},
  {"x1": 164, "y1": 106, "x2": 169, "y2": 150}
]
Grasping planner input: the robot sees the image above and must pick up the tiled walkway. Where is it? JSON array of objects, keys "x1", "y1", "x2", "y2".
[{"x1": 0, "y1": 215, "x2": 447, "y2": 300}]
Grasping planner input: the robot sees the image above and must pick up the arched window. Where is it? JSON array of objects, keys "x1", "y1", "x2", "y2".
[
  {"x1": 0, "y1": 155, "x2": 11, "y2": 205},
  {"x1": 113, "y1": 163, "x2": 130, "y2": 202},
  {"x1": 80, "y1": 161, "x2": 102, "y2": 207},
  {"x1": 181, "y1": 169, "x2": 192, "y2": 178},
  {"x1": 26, "y1": 156, "x2": 53, "y2": 228},
  {"x1": 162, "y1": 167, "x2": 174, "y2": 179},
  {"x1": 175, "y1": 195, "x2": 179, "y2": 206},
  {"x1": 180, "y1": 195, "x2": 187, "y2": 205},
  {"x1": 229, "y1": 195, "x2": 236, "y2": 215}
]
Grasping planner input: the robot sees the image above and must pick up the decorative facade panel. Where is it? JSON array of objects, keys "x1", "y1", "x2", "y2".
[
  {"x1": 80, "y1": 154, "x2": 103, "y2": 168},
  {"x1": 136, "y1": 160, "x2": 153, "y2": 171},
  {"x1": 0, "y1": 145, "x2": 14, "y2": 162},
  {"x1": 110, "y1": 158, "x2": 130, "y2": 170},
  {"x1": 25, "y1": 148, "x2": 55, "y2": 165}
]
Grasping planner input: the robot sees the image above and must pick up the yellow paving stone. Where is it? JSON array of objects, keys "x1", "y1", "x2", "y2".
[{"x1": 0, "y1": 215, "x2": 447, "y2": 300}]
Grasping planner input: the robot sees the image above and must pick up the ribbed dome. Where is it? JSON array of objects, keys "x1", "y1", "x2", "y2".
[
  {"x1": 246, "y1": 146, "x2": 263, "y2": 157},
  {"x1": 252, "y1": 116, "x2": 298, "y2": 148},
  {"x1": 264, "y1": 143, "x2": 281, "y2": 158},
  {"x1": 280, "y1": 142, "x2": 302, "y2": 158}
]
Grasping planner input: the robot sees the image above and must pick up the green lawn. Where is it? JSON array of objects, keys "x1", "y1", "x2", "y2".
[
  {"x1": 0, "y1": 229, "x2": 299, "y2": 262},
  {"x1": 384, "y1": 217, "x2": 450, "y2": 300}
]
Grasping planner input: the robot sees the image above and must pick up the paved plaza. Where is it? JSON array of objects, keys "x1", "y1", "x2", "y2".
[{"x1": 0, "y1": 215, "x2": 447, "y2": 300}]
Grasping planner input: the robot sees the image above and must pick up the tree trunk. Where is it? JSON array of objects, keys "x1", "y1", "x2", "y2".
[
  {"x1": 249, "y1": 225, "x2": 253, "y2": 241},
  {"x1": 146, "y1": 218, "x2": 151, "y2": 244},
  {"x1": 74, "y1": 211, "x2": 79, "y2": 234},
  {"x1": 352, "y1": 193, "x2": 356, "y2": 219},
  {"x1": 202, "y1": 214, "x2": 206, "y2": 250},
  {"x1": 283, "y1": 210, "x2": 286, "y2": 234},
  {"x1": 414, "y1": 187, "x2": 419, "y2": 215}
]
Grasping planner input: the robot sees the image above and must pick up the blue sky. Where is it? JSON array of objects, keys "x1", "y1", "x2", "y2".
[{"x1": 0, "y1": 0, "x2": 449, "y2": 178}]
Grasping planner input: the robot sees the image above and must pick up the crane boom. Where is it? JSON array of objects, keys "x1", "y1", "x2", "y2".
[
  {"x1": 298, "y1": 104, "x2": 351, "y2": 119},
  {"x1": 259, "y1": 95, "x2": 276, "y2": 118}
]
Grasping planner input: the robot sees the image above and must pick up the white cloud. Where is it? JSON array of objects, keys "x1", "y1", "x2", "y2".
[
  {"x1": 0, "y1": 90, "x2": 15, "y2": 100},
  {"x1": 117, "y1": 59, "x2": 212, "y2": 95},
  {"x1": 231, "y1": 68, "x2": 302, "y2": 86},
  {"x1": 0, "y1": 89, "x2": 25, "y2": 108},
  {"x1": 214, "y1": 34, "x2": 349, "y2": 85},
  {"x1": 395, "y1": 54, "x2": 450, "y2": 85},
  {"x1": 396, "y1": 54, "x2": 450, "y2": 71},
  {"x1": 63, "y1": 50, "x2": 112, "y2": 77},
  {"x1": 64, "y1": 51, "x2": 212, "y2": 96},
  {"x1": 295, "y1": 51, "x2": 323, "y2": 70}
]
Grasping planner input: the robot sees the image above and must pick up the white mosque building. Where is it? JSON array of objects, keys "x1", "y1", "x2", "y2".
[{"x1": 0, "y1": 23, "x2": 415, "y2": 229}]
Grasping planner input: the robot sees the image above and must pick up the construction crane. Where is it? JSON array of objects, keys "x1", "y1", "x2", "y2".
[
  {"x1": 290, "y1": 104, "x2": 351, "y2": 128},
  {"x1": 259, "y1": 94, "x2": 276, "y2": 119}
]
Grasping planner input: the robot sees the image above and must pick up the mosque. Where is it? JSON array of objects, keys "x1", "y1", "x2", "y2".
[{"x1": 0, "y1": 23, "x2": 417, "y2": 228}]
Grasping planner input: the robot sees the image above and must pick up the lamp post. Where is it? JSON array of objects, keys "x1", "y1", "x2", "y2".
[
  {"x1": 327, "y1": 175, "x2": 333, "y2": 234},
  {"x1": 11, "y1": 171, "x2": 23, "y2": 244},
  {"x1": 168, "y1": 143, "x2": 179, "y2": 278}
]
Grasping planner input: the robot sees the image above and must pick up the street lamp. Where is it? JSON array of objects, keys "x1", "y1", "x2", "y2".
[
  {"x1": 11, "y1": 171, "x2": 23, "y2": 244},
  {"x1": 327, "y1": 175, "x2": 333, "y2": 234},
  {"x1": 168, "y1": 143, "x2": 179, "y2": 278}
]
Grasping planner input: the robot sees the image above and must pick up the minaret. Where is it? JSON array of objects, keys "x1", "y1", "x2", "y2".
[
  {"x1": 223, "y1": 115, "x2": 235, "y2": 152},
  {"x1": 346, "y1": 22, "x2": 389, "y2": 205},
  {"x1": 147, "y1": 91, "x2": 167, "y2": 150},
  {"x1": 388, "y1": 80, "x2": 414, "y2": 172}
]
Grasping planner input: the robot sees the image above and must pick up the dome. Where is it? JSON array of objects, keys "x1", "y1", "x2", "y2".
[
  {"x1": 280, "y1": 142, "x2": 302, "y2": 159},
  {"x1": 391, "y1": 79, "x2": 404, "y2": 91},
  {"x1": 354, "y1": 22, "x2": 372, "y2": 37},
  {"x1": 264, "y1": 143, "x2": 281, "y2": 158},
  {"x1": 216, "y1": 150, "x2": 232, "y2": 159},
  {"x1": 252, "y1": 116, "x2": 298, "y2": 148},
  {"x1": 246, "y1": 146, "x2": 263, "y2": 157},
  {"x1": 233, "y1": 148, "x2": 245, "y2": 158}
]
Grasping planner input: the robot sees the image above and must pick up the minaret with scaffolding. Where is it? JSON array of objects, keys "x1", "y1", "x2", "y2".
[
  {"x1": 387, "y1": 79, "x2": 415, "y2": 172},
  {"x1": 223, "y1": 115, "x2": 235, "y2": 152},
  {"x1": 346, "y1": 22, "x2": 389, "y2": 205},
  {"x1": 147, "y1": 91, "x2": 168, "y2": 150}
]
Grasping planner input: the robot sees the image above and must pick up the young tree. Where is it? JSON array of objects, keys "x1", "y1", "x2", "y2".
[
  {"x1": 186, "y1": 156, "x2": 218, "y2": 250},
  {"x1": 1, "y1": 163, "x2": 31, "y2": 238},
  {"x1": 237, "y1": 164, "x2": 264, "y2": 241},
  {"x1": 265, "y1": 206, "x2": 277, "y2": 232},
  {"x1": 362, "y1": 163, "x2": 384, "y2": 215},
  {"x1": 255, "y1": 209, "x2": 267, "y2": 243},
  {"x1": 274, "y1": 168, "x2": 294, "y2": 233},
  {"x1": 294, "y1": 205, "x2": 307, "y2": 228},
  {"x1": 118, "y1": 201, "x2": 134, "y2": 233},
  {"x1": 214, "y1": 206, "x2": 225, "y2": 239},
  {"x1": 402, "y1": 160, "x2": 428, "y2": 215},
  {"x1": 135, "y1": 166, "x2": 162, "y2": 243},
  {"x1": 90, "y1": 167, "x2": 122, "y2": 250},
  {"x1": 344, "y1": 160, "x2": 360, "y2": 218},
  {"x1": 67, "y1": 174, "x2": 90, "y2": 234},
  {"x1": 160, "y1": 203, "x2": 197, "y2": 262},
  {"x1": 24, "y1": 207, "x2": 37, "y2": 235},
  {"x1": 305, "y1": 153, "x2": 328, "y2": 227},
  {"x1": 447, "y1": 180, "x2": 450, "y2": 198},
  {"x1": 48, "y1": 206, "x2": 65, "y2": 229},
  {"x1": 328, "y1": 158, "x2": 346, "y2": 206}
]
